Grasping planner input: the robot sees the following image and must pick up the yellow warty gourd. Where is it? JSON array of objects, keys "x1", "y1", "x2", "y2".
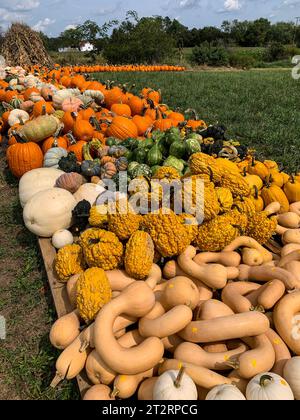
[
  {"x1": 124, "y1": 231, "x2": 154, "y2": 279},
  {"x1": 76, "y1": 268, "x2": 112, "y2": 323},
  {"x1": 55, "y1": 244, "x2": 84, "y2": 282},
  {"x1": 89, "y1": 205, "x2": 108, "y2": 228}
]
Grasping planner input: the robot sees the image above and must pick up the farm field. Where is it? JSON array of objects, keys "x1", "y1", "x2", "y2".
[
  {"x1": 93, "y1": 69, "x2": 300, "y2": 170},
  {"x1": 0, "y1": 67, "x2": 299, "y2": 400}
]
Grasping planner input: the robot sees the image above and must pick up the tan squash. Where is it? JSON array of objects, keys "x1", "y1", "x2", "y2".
[
  {"x1": 83, "y1": 384, "x2": 115, "y2": 400},
  {"x1": 273, "y1": 290, "x2": 300, "y2": 355},
  {"x1": 224, "y1": 237, "x2": 272, "y2": 263},
  {"x1": 195, "y1": 299, "x2": 234, "y2": 320},
  {"x1": 282, "y1": 261, "x2": 300, "y2": 285},
  {"x1": 282, "y1": 229, "x2": 300, "y2": 245},
  {"x1": 138, "y1": 377, "x2": 158, "y2": 400},
  {"x1": 49, "y1": 310, "x2": 81, "y2": 350},
  {"x1": 178, "y1": 312, "x2": 269, "y2": 343},
  {"x1": 246, "y1": 280, "x2": 286, "y2": 311},
  {"x1": 221, "y1": 282, "x2": 261, "y2": 313},
  {"x1": 227, "y1": 371, "x2": 249, "y2": 394},
  {"x1": 139, "y1": 305, "x2": 193, "y2": 338},
  {"x1": 203, "y1": 343, "x2": 228, "y2": 353},
  {"x1": 289, "y1": 202, "x2": 300, "y2": 216},
  {"x1": 85, "y1": 350, "x2": 117, "y2": 385},
  {"x1": 66, "y1": 274, "x2": 80, "y2": 308},
  {"x1": 118, "y1": 330, "x2": 144, "y2": 348},
  {"x1": 242, "y1": 248, "x2": 264, "y2": 266},
  {"x1": 279, "y1": 251, "x2": 300, "y2": 270},
  {"x1": 265, "y1": 329, "x2": 291, "y2": 376},
  {"x1": 238, "y1": 264, "x2": 298, "y2": 290},
  {"x1": 281, "y1": 243, "x2": 300, "y2": 257},
  {"x1": 162, "y1": 277, "x2": 200, "y2": 310},
  {"x1": 277, "y1": 213, "x2": 300, "y2": 229},
  {"x1": 50, "y1": 333, "x2": 90, "y2": 387},
  {"x1": 174, "y1": 342, "x2": 247, "y2": 371},
  {"x1": 94, "y1": 281, "x2": 164, "y2": 374},
  {"x1": 106, "y1": 264, "x2": 161, "y2": 291},
  {"x1": 177, "y1": 246, "x2": 235, "y2": 290},
  {"x1": 113, "y1": 367, "x2": 156, "y2": 399},
  {"x1": 193, "y1": 251, "x2": 241, "y2": 267},
  {"x1": 158, "y1": 359, "x2": 233, "y2": 389},
  {"x1": 233, "y1": 335, "x2": 275, "y2": 379}
]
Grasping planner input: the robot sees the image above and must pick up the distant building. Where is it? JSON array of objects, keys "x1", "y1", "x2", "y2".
[
  {"x1": 58, "y1": 47, "x2": 79, "y2": 53},
  {"x1": 79, "y1": 42, "x2": 94, "y2": 52}
]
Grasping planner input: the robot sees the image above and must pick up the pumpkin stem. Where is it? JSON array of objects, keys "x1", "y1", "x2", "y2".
[
  {"x1": 253, "y1": 185, "x2": 259, "y2": 200},
  {"x1": 66, "y1": 132, "x2": 77, "y2": 145},
  {"x1": 185, "y1": 108, "x2": 198, "y2": 121},
  {"x1": 259, "y1": 374, "x2": 274, "y2": 387},
  {"x1": 174, "y1": 366, "x2": 185, "y2": 388},
  {"x1": 250, "y1": 305, "x2": 265, "y2": 313},
  {"x1": 79, "y1": 340, "x2": 89, "y2": 353},
  {"x1": 110, "y1": 387, "x2": 120, "y2": 398}
]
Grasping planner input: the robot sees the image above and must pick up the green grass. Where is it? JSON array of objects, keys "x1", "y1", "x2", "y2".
[
  {"x1": 93, "y1": 69, "x2": 300, "y2": 171},
  {"x1": 0, "y1": 158, "x2": 79, "y2": 400}
]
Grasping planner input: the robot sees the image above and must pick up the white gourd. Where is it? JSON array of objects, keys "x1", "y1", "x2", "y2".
[
  {"x1": 246, "y1": 373, "x2": 294, "y2": 400},
  {"x1": 153, "y1": 368, "x2": 197, "y2": 401},
  {"x1": 74, "y1": 183, "x2": 106, "y2": 206},
  {"x1": 8, "y1": 109, "x2": 30, "y2": 126},
  {"x1": 43, "y1": 147, "x2": 68, "y2": 168},
  {"x1": 52, "y1": 229, "x2": 74, "y2": 249},
  {"x1": 23, "y1": 188, "x2": 76, "y2": 237},
  {"x1": 283, "y1": 357, "x2": 300, "y2": 400},
  {"x1": 19, "y1": 168, "x2": 64, "y2": 207},
  {"x1": 205, "y1": 384, "x2": 246, "y2": 400}
]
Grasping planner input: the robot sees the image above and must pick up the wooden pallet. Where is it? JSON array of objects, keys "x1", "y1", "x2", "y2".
[{"x1": 38, "y1": 238, "x2": 91, "y2": 398}]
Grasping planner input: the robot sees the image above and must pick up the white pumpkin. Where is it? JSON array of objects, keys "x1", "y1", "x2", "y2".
[
  {"x1": 205, "y1": 384, "x2": 246, "y2": 400},
  {"x1": 23, "y1": 188, "x2": 76, "y2": 237},
  {"x1": 246, "y1": 373, "x2": 294, "y2": 401},
  {"x1": 283, "y1": 357, "x2": 300, "y2": 400},
  {"x1": 153, "y1": 368, "x2": 197, "y2": 401},
  {"x1": 8, "y1": 109, "x2": 30, "y2": 126},
  {"x1": 74, "y1": 183, "x2": 106, "y2": 206},
  {"x1": 19, "y1": 168, "x2": 64, "y2": 207},
  {"x1": 52, "y1": 89, "x2": 80, "y2": 109},
  {"x1": 43, "y1": 147, "x2": 68, "y2": 168},
  {"x1": 52, "y1": 229, "x2": 74, "y2": 249}
]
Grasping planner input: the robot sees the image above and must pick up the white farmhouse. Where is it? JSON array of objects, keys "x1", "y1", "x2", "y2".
[{"x1": 80, "y1": 42, "x2": 94, "y2": 52}]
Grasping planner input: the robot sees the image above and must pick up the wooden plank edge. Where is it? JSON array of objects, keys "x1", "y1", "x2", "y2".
[{"x1": 38, "y1": 238, "x2": 91, "y2": 398}]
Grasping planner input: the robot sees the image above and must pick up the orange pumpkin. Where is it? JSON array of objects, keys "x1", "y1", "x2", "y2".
[
  {"x1": 67, "y1": 134, "x2": 86, "y2": 162},
  {"x1": 132, "y1": 115, "x2": 153, "y2": 136},
  {"x1": 33, "y1": 101, "x2": 55, "y2": 117},
  {"x1": 6, "y1": 140, "x2": 43, "y2": 178},
  {"x1": 42, "y1": 135, "x2": 68, "y2": 154},
  {"x1": 73, "y1": 119, "x2": 94, "y2": 142},
  {"x1": 111, "y1": 103, "x2": 132, "y2": 117},
  {"x1": 128, "y1": 96, "x2": 147, "y2": 116},
  {"x1": 106, "y1": 116, "x2": 138, "y2": 140}
]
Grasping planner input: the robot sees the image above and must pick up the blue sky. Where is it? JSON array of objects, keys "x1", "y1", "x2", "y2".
[{"x1": 0, "y1": 0, "x2": 300, "y2": 35}]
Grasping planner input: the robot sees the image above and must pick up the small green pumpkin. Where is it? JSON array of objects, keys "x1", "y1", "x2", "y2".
[
  {"x1": 147, "y1": 144, "x2": 163, "y2": 167},
  {"x1": 81, "y1": 160, "x2": 101, "y2": 177},
  {"x1": 169, "y1": 140, "x2": 186, "y2": 159},
  {"x1": 131, "y1": 164, "x2": 152, "y2": 179},
  {"x1": 116, "y1": 157, "x2": 129, "y2": 171}
]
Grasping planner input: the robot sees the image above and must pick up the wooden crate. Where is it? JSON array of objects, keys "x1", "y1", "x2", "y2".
[{"x1": 38, "y1": 238, "x2": 91, "y2": 398}]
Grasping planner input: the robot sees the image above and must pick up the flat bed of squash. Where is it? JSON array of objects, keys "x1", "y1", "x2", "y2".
[{"x1": 38, "y1": 237, "x2": 91, "y2": 398}]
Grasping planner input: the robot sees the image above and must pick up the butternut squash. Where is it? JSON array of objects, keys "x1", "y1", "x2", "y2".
[
  {"x1": 106, "y1": 264, "x2": 161, "y2": 291},
  {"x1": 178, "y1": 312, "x2": 269, "y2": 343},
  {"x1": 158, "y1": 359, "x2": 233, "y2": 389},
  {"x1": 289, "y1": 202, "x2": 300, "y2": 216},
  {"x1": 115, "y1": 329, "x2": 126, "y2": 339},
  {"x1": 50, "y1": 333, "x2": 90, "y2": 387},
  {"x1": 118, "y1": 330, "x2": 144, "y2": 348},
  {"x1": 66, "y1": 274, "x2": 80, "y2": 308},
  {"x1": 227, "y1": 371, "x2": 249, "y2": 394},
  {"x1": 242, "y1": 248, "x2": 264, "y2": 266},
  {"x1": 49, "y1": 310, "x2": 81, "y2": 350},
  {"x1": 193, "y1": 251, "x2": 241, "y2": 267},
  {"x1": 138, "y1": 377, "x2": 158, "y2": 400},
  {"x1": 195, "y1": 299, "x2": 234, "y2": 320},
  {"x1": 278, "y1": 250, "x2": 300, "y2": 268},
  {"x1": 282, "y1": 229, "x2": 300, "y2": 245},
  {"x1": 83, "y1": 384, "x2": 115, "y2": 400},
  {"x1": 162, "y1": 277, "x2": 200, "y2": 310},
  {"x1": 224, "y1": 236, "x2": 272, "y2": 263},
  {"x1": 281, "y1": 243, "x2": 300, "y2": 257},
  {"x1": 177, "y1": 246, "x2": 232, "y2": 289},
  {"x1": 221, "y1": 282, "x2": 261, "y2": 313},
  {"x1": 85, "y1": 350, "x2": 117, "y2": 385},
  {"x1": 174, "y1": 342, "x2": 247, "y2": 371},
  {"x1": 238, "y1": 264, "x2": 298, "y2": 290},
  {"x1": 282, "y1": 261, "x2": 300, "y2": 285},
  {"x1": 264, "y1": 202, "x2": 281, "y2": 215},
  {"x1": 163, "y1": 260, "x2": 213, "y2": 300},
  {"x1": 94, "y1": 281, "x2": 164, "y2": 374},
  {"x1": 203, "y1": 343, "x2": 228, "y2": 353},
  {"x1": 113, "y1": 367, "x2": 156, "y2": 399},
  {"x1": 277, "y1": 213, "x2": 300, "y2": 229},
  {"x1": 265, "y1": 328, "x2": 291, "y2": 376},
  {"x1": 274, "y1": 290, "x2": 300, "y2": 355},
  {"x1": 232, "y1": 335, "x2": 275, "y2": 379},
  {"x1": 139, "y1": 305, "x2": 193, "y2": 339},
  {"x1": 246, "y1": 280, "x2": 286, "y2": 311}
]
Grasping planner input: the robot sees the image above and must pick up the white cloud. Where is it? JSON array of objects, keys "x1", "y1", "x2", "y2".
[
  {"x1": 1, "y1": 0, "x2": 40, "y2": 12},
  {"x1": 178, "y1": 0, "x2": 200, "y2": 9},
  {"x1": 0, "y1": 8, "x2": 25, "y2": 24},
  {"x1": 32, "y1": 17, "x2": 55, "y2": 32},
  {"x1": 64, "y1": 24, "x2": 78, "y2": 30},
  {"x1": 224, "y1": 0, "x2": 241, "y2": 11},
  {"x1": 95, "y1": 1, "x2": 122, "y2": 16}
]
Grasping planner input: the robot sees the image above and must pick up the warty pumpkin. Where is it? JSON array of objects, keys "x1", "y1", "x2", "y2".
[
  {"x1": 54, "y1": 244, "x2": 85, "y2": 282},
  {"x1": 124, "y1": 231, "x2": 154, "y2": 280}
]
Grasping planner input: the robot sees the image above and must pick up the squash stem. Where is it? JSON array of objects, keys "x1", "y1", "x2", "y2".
[
  {"x1": 50, "y1": 372, "x2": 63, "y2": 388},
  {"x1": 259, "y1": 375, "x2": 273, "y2": 387},
  {"x1": 174, "y1": 366, "x2": 185, "y2": 388},
  {"x1": 110, "y1": 387, "x2": 120, "y2": 398}
]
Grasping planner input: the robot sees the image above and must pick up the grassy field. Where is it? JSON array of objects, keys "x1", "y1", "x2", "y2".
[
  {"x1": 94, "y1": 69, "x2": 300, "y2": 170},
  {"x1": 0, "y1": 68, "x2": 299, "y2": 400}
]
